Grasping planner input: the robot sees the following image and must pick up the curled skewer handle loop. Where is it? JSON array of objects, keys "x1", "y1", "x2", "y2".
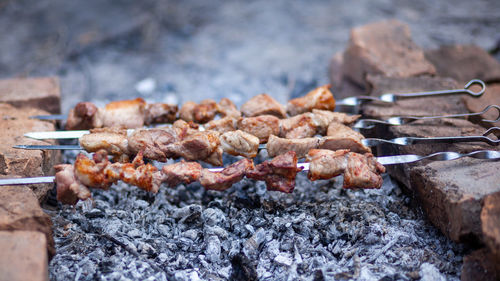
[
  {"x1": 478, "y1": 105, "x2": 500, "y2": 123},
  {"x1": 391, "y1": 79, "x2": 486, "y2": 100},
  {"x1": 463, "y1": 79, "x2": 486, "y2": 97}
]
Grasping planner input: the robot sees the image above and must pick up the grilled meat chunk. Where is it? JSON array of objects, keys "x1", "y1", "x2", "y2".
[
  {"x1": 117, "y1": 153, "x2": 160, "y2": 193},
  {"x1": 179, "y1": 99, "x2": 219, "y2": 123},
  {"x1": 344, "y1": 152, "x2": 385, "y2": 189},
  {"x1": 145, "y1": 103, "x2": 178, "y2": 124},
  {"x1": 200, "y1": 158, "x2": 254, "y2": 190},
  {"x1": 320, "y1": 132, "x2": 371, "y2": 154},
  {"x1": 74, "y1": 152, "x2": 115, "y2": 189},
  {"x1": 306, "y1": 149, "x2": 349, "y2": 180},
  {"x1": 79, "y1": 127, "x2": 130, "y2": 156},
  {"x1": 241, "y1": 94, "x2": 287, "y2": 118},
  {"x1": 218, "y1": 98, "x2": 241, "y2": 119},
  {"x1": 127, "y1": 128, "x2": 178, "y2": 161},
  {"x1": 237, "y1": 115, "x2": 280, "y2": 143},
  {"x1": 178, "y1": 101, "x2": 197, "y2": 122},
  {"x1": 279, "y1": 113, "x2": 318, "y2": 139},
  {"x1": 266, "y1": 135, "x2": 321, "y2": 158},
  {"x1": 54, "y1": 164, "x2": 92, "y2": 205},
  {"x1": 311, "y1": 109, "x2": 360, "y2": 126},
  {"x1": 166, "y1": 131, "x2": 221, "y2": 165},
  {"x1": 66, "y1": 102, "x2": 99, "y2": 130},
  {"x1": 204, "y1": 116, "x2": 238, "y2": 133},
  {"x1": 247, "y1": 151, "x2": 302, "y2": 193},
  {"x1": 286, "y1": 85, "x2": 336, "y2": 116},
  {"x1": 161, "y1": 161, "x2": 203, "y2": 187},
  {"x1": 220, "y1": 130, "x2": 260, "y2": 158},
  {"x1": 96, "y1": 98, "x2": 147, "y2": 128}
]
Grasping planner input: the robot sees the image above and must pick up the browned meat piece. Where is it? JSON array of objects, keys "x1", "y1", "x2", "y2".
[
  {"x1": 54, "y1": 164, "x2": 91, "y2": 205},
  {"x1": 327, "y1": 122, "x2": 365, "y2": 140},
  {"x1": 179, "y1": 99, "x2": 219, "y2": 123},
  {"x1": 160, "y1": 161, "x2": 203, "y2": 187},
  {"x1": 343, "y1": 152, "x2": 385, "y2": 189},
  {"x1": 145, "y1": 103, "x2": 178, "y2": 124},
  {"x1": 79, "y1": 127, "x2": 130, "y2": 155},
  {"x1": 247, "y1": 151, "x2": 302, "y2": 193},
  {"x1": 218, "y1": 98, "x2": 241, "y2": 119},
  {"x1": 178, "y1": 101, "x2": 197, "y2": 122},
  {"x1": 237, "y1": 115, "x2": 280, "y2": 143},
  {"x1": 279, "y1": 113, "x2": 318, "y2": 139},
  {"x1": 97, "y1": 98, "x2": 147, "y2": 128},
  {"x1": 266, "y1": 135, "x2": 321, "y2": 158},
  {"x1": 306, "y1": 149, "x2": 349, "y2": 180},
  {"x1": 127, "y1": 128, "x2": 178, "y2": 161},
  {"x1": 319, "y1": 135, "x2": 371, "y2": 154},
  {"x1": 166, "y1": 131, "x2": 220, "y2": 163},
  {"x1": 200, "y1": 158, "x2": 254, "y2": 190},
  {"x1": 65, "y1": 102, "x2": 99, "y2": 130},
  {"x1": 286, "y1": 85, "x2": 336, "y2": 116},
  {"x1": 118, "y1": 153, "x2": 160, "y2": 193},
  {"x1": 74, "y1": 152, "x2": 115, "y2": 189},
  {"x1": 205, "y1": 146, "x2": 224, "y2": 166},
  {"x1": 220, "y1": 130, "x2": 260, "y2": 158},
  {"x1": 204, "y1": 116, "x2": 238, "y2": 133},
  {"x1": 240, "y1": 94, "x2": 287, "y2": 118},
  {"x1": 311, "y1": 109, "x2": 360, "y2": 126}
]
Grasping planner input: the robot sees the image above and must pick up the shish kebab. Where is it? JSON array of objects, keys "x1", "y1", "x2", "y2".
[
  {"x1": 3, "y1": 148, "x2": 500, "y2": 206},
  {"x1": 32, "y1": 79, "x2": 485, "y2": 129}
]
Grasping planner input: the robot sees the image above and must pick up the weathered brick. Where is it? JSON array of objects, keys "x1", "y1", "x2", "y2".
[
  {"x1": 461, "y1": 248, "x2": 499, "y2": 281},
  {"x1": 463, "y1": 83, "x2": 500, "y2": 128},
  {"x1": 481, "y1": 192, "x2": 500, "y2": 264},
  {"x1": 0, "y1": 77, "x2": 61, "y2": 114},
  {"x1": 342, "y1": 20, "x2": 435, "y2": 88},
  {"x1": 0, "y1": 103, "x2": 60, "y2": 201},
  {"x1": 425, "y1": 45, "x2": 500, "y2": 83},
  {"x1": 0, "y1": 231, "x2": 48, "y2": 281},
  {"x1": 0, "y1": 186, "x2": 54, "y2": 258}
]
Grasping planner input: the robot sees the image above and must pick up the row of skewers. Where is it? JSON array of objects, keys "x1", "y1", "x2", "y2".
[{"x1": 5, "y1": 79, "x2": 500, "y2": 206}]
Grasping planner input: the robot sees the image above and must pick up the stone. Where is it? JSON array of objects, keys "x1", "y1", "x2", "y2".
[
  {"x1": 461, "y1": 248, "x2": 499, "y2": 281},
  {"x1": 342, "y1": 20, "x2": 435, "y2": 88},
  {"x1": 0, "y1": 103, "x2": 60, "y2": 202},
  {"x1": 463, "y1": 83, "x2": 500, "y2": 128},
  {"x1": 425, "y1": 45, "x2": 500, "y2": 83},
  {"x1": 0, "y1": 186, "x2": 54, "y2": 258},
  {"x1": 481, "y1": 192, "x2": 500, "y2": 264},
  {"x1": 0, "y1": 231, "x2": 48, "y2": 281},
  {"x1": 0, "y1": 77, "x2": 61, "y2": 114}
]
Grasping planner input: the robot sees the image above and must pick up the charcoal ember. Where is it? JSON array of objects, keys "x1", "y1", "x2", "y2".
[
  {"x1": 230, "y1": 254, "x2": 258, "y2": 281},
  {"x1": 205, "y1": 235, "x2": 221, "y2": 263},
  {"x1": 342, "y1": 20, "x2": 435, "y2": 88},
  {"x1": 419, "y1": 263, "x2": 446, "y2": 281},
  {"x1": 202, "y1": 207, "x2": 227, "y2": 227},
  {"x1": 424, "y1": 45, "x2": 500, "y2": 83}
]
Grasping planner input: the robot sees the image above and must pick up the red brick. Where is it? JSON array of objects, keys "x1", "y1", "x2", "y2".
[{"x1": 0, "y1": 77, "x2": 61, "y2": 114}]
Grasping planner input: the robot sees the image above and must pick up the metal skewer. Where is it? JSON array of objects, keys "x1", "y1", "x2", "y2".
[
  {"x1": 14, "y1": 127, "x2": 500, "y2": 151},
  {"x1": 336, "y1": 79, "x2": 485, "y2": 106},
  {"x1": 2, "y1": 150, "x2": 500, "y2": 186}
]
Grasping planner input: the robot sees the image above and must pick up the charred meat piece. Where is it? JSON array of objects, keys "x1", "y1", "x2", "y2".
[
  {"x1": 320, "y1": 135, "x2": 371, "y2": 154},
  {"x1": 343, "y1": 152, "x2": 385, "y2": 189},
  {"x1": 218, "y1": 98, "x2": 242, "y2": 119},
  {"x1": 97, "y1": 98, "x2": 147, "y2": 128},
  {"x1": 200, "y1": 158, "x2": 254, "y2": 191},
  {"x1": 240, "y1": 94, "x2": 287, "y2": 118},
  {"x1": 247, "y1": 151, "x2": 302, "y2": 193},
  {"x1": 279, "y1": 113, "x2": 318, "y2": 139},
  {"x1": 54, "y1": 164, "x2": 92, "y2": 205},
  {"x1": 286, "y1": 85, "x2": 336, "y2": 116},
  {"x1": 205, "y1": 116, "x2": 238, "y2": 133},
  {"x1": 311, "y1": 109, "x2": 360, "y2": 126},
  {"x1": 220, "y1": 130, "x2": 260, "y2": 158},
  {"x1": 65, "y1": 102, "x2": 99, "y2": 130},
  {"x1": 74, "y1": 152, "x2": 115, "y2": 189},
  {"x1": 145, "y1": 103, "x2": 178, "y2": 124},
  {"x1": 161, "y1": 161, "x2": 203, "y2": 187},
  {"x1": 306, "y1": 149, "x2": 349, "y2": 180},
  {"x1": 127, "y1": 128, "x2": 178, "y2": 161},
  {"x1": 237, "y1": 115, "x2": 280, "y2": 143},
  {"x1": 79, "y1": 127, "x2": 130, "y2": 156},
  {"x1": 118, "y1": 155, "x2": 160, "y2": 193},
  {"x1": 266, "y1": 135, "x2": 321, "y2": 158},
  {"x1": 166, "y1": 131, "x2": 221, "y2": 165},
  {"x1": 179, "y1": 99, "x2": 219, "y2": 123}
]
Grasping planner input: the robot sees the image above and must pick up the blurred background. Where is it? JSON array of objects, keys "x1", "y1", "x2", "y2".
[{"x1": 1, "y1": 0, "x2": 499, "y2": 113}]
